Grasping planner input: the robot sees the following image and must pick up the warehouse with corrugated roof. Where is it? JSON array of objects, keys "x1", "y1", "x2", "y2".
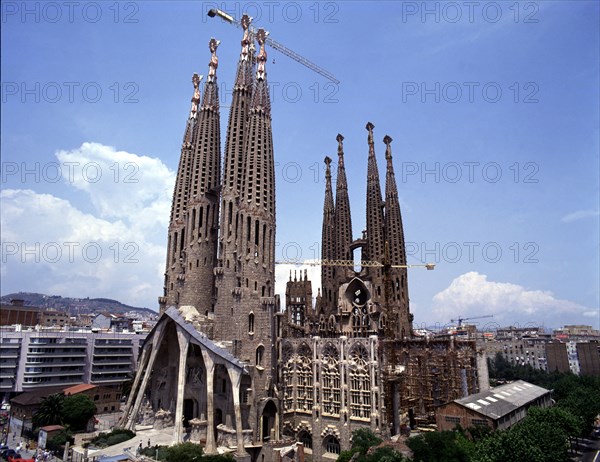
[{"x1": 436, "y1": 380, "x2": 552, "y2": 432}]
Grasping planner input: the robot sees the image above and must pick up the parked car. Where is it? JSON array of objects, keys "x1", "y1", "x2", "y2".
[{"x1": 7, "y1": 454, "x2": 22, "y2": 462}]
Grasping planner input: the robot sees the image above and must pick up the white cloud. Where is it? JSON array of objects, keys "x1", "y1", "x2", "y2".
[
  {"x1": 561, "y1": 209, "x2": 600, "y2": 223},
  {"x1": 430, "y1": 271, "x2": 592, "y2": 327},
  {"x1": 1, "y1": 143, "x2": 175, "y2": 309}
]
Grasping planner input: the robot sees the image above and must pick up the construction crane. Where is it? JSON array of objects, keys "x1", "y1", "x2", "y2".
[
  {"x1": 207, "y1": 8, "x2": 340, "y2": 85},
  {"x1": 275, "y1": 259, "x2": 435, "y2": 270},
  {"x1": 450, "y1": 315, "x2": 493, "y2": 327}
]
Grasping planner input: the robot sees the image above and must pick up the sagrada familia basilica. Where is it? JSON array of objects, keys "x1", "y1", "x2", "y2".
[{"x1": 120, "y1": 17, "x2": 488, "y2": 462}]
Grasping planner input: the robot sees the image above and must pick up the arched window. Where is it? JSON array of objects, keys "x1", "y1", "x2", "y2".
[
  {"x1": 321, "y1": 344, "x2": 340, "y2": 416},
  {"x1": 349, "y1": 344, "x2": 371, "y2": 420},
  {"x1": 296, "y1": 344, "x2": 313, "y2": 413},
  {"x1": 248, "y1": 312, "x2": 254, "y2": 334},
  {"x1": 324, "y1": 435, "x2": 340, "y2": 454},
  {"x1": 281, "y1": 343, "x2": 294, "y2": 412},
  {"x1": 256, "y1": 345, "x2": 264, "y2": 366},
  {"x1": 298, "y1": 430, "x2": 312, "y2": 449}
]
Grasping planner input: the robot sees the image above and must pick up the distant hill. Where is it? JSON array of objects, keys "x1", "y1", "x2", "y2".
[{"x1": 0, "y1": 292, "x2": 156, "y2": 317}]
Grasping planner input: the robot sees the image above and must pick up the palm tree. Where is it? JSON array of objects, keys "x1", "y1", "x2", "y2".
[{"x1": 33, "y1": 393, "x2": 65, "y2": 428}]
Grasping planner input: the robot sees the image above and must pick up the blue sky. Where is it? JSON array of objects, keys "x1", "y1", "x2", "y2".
[{"x1": 1, "y1": 1, "x2": 598, "y2": 330}]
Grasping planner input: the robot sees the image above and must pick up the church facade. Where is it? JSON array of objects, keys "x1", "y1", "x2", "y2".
[{"x1": 120, "y1": 18, "x2": 487, "y2": 462}]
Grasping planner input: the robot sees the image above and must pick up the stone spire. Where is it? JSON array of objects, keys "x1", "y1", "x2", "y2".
[
  {"x1": 177, "y1": 39, "x2": 222, "y2": 313},
  {"x1": 222, "y1": 14, "x2": 254, "y2": 196},
  {"x1": 215, "y1": 27, "x2": 276, "y2": 374},
  {"x1": 334, "y1": 134, "x2": 353, "y2": 262},
  {"x1": 249, "y1": 28, "x2": 271, "y2": 116},
  {"x1": 238, "y1": 27, "x2": 275, "y2": 254},
  {"x1": 161, "y1": 73, "x2": 203, "y2": 313},
  {"x1": 191, "y1": 38, "x2": 221, "y2": 198},
  {"x1": 214, "y1": 16, "x2": 255, "y2": 333},
  {"x1": 364, "y1": 122, "x2": 385, "y2": 266},
  {"x1": 384, "y1": 135, "x2": 411, "y2": 337},
  {"x1": 321, "y1": 156, "x2": 335, "y2": 310},
  {"x1": 170, "y1": 74, "x2": 202, "y2": 225},
  {"x1": 216, "y1": 27, "x2": 277, "y2": 434}
]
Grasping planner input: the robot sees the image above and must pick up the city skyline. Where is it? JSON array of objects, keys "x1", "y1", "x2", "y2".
[{"x1": 1, "y1": 1, "x2": 598, "y2": 330}]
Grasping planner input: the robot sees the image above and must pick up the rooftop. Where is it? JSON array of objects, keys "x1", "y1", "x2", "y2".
[
  {"x1": 453, "y1": 380, "x2": 551, "y2": 420},
  {"x1": 64, "y1": 383, "x2": 97, "y2": 395}
]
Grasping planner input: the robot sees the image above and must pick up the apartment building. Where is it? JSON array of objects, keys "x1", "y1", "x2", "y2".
[
  {"x1": 0, "y1": 326, "x2": 147, "y2": 398},
  {"x1": 484, "y1": 325, "x2": 600, "y2": 376}
]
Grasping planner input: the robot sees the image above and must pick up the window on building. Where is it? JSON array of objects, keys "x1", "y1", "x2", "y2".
[
  {"x1": 445, "y1": 416, "x2": 461, "y2": 424},
  {"x1": 282, "y1": 360, "x2": 294, "y2": 412},
  {"x1": 296, "y1": 345, "x2": 313, "y2": 413},
  {"x1": 248, "y1": 312, "x2": 255, "y2": 334},
  {"x1": 298, "y1": 430, "x2": 312, "y2": 449},
  {"x1": 349, "y1": 344, "x2": 371, "y2": 420},
  {"x1": 322, "y1": 344, "x2": 340, "y2": 417},
  {"x1": 256, "y1": 345, "x2": 264, "y2": 367},
  {"x1": 471, "y1": 418, "x2": 489, "y2": 427},
  {"x1": 324, "y1": 436, "x2": 340, "y2": 454}
]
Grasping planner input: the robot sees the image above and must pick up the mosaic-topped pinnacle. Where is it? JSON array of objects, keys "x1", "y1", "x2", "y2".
[
  {"x1": 208, "y1": 38, "x2": 220, "y2": 82},
  {"x1": 256, "y1": 29, "x2": 268, "y2": 80},
  {"x1": 190, "y1": 73, "x2": 202, "y2": 118}
]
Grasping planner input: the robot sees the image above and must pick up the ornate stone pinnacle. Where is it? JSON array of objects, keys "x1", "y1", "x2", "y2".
[
  {"x1": 240, "y1": 15, "x2": 252, "y2": 59},
  {"x1": 366, "y1": 122, "x2": 375, "y2": 145},
  {"x1": 337, "y1": 134, "x2": 344, "y2": 160},
  {"x1": 241, "y1": 14, "x2": 252, "y2": 31},
  {"x1": 384, "y1": 135, "x2": 393, "y2": 160},
  {"x1": 256, "y1": 29, "x2": 268, "y2": 80},
  {"x1": 190, "y1": 73, "x2": 202, "y2": 117},
  {"x1": 208, "y1": 38, "x2": 220, "y2": 81},
  {"x1": 324, "y1": 156, "x2": 332, "y2": 166}
]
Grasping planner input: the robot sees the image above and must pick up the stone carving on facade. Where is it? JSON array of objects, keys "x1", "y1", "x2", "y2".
[{"x1": 153, "y1": 409, "x2": 174, "y2": 430}]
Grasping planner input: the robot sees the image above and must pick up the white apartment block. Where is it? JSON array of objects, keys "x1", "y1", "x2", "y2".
[{"x1": 0, "y1": 326, "x2": 147, "y2": 396}]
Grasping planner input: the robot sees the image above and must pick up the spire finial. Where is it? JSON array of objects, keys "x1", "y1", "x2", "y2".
[
  {"x1": 256, "y1": 29, "x2": 269, "y2": 80},
  {"x1": 366, "y1": 122, "x2": 375, "y2": 146},
  {"x1": 207, "y1": 38, "x2": 220, "y2": 82},
  {"x1": 336, "y1": 134, "x2": 344, "y2": 162},
  {"x1": 189, "y1": 73, "x2": 203, "y2": 119},
  {"x1": 384, "y1": 135, "x2": 393, "y2": 160},
  {"x1": 240, "y1": 15, "x2": 252, "y2": 60},
  {"x1": 324, "y1": 156, "x2": 332, "y2": 179}
]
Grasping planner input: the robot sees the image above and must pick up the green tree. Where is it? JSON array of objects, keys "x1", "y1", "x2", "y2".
[
  {"x1": 164, "y1": 442, "x2": 202, "y2": 462},
  {"x1": 351, "y1": 428, "x2": 383, "y2": 455},
  {"x1": 364, "y1": 446, "x2": 406, "y2": 462},
  {"x1": 161, "y1": 442, "x2": 233, "y2": 462},
  {"x1": 474, "y1": 406, "x2": 574, "y2": 462},
  {"x1": 46, "y1": 429, "x2": 74, "y2": 454},
  {"x1": 406, "y1": 430, "x2": 471, "y2": 462},
  {"x1": 33, "y1": 393, "x2": 65, "y2": 428},
  {"x1": 337, "y1": 428, "x2": 390, "y2": 462},
  {"x1": 62, "y1": 394, "x2": 96, "y2": 431}
]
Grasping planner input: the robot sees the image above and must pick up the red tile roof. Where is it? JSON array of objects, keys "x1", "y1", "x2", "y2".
[{"x1": 63, "y1": 383, "x2": 97, "y2": 395}]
